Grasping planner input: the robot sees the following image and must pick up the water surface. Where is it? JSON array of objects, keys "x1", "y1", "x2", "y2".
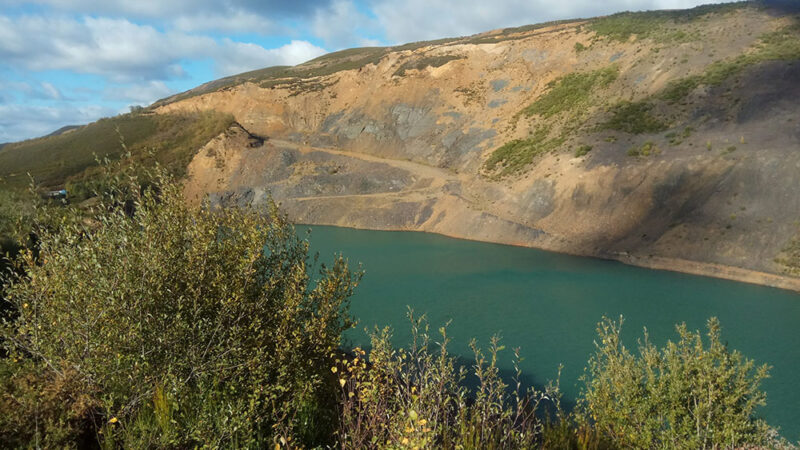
[{"x1": 304, "y1": 225, "x2": 800, "y2": 440}]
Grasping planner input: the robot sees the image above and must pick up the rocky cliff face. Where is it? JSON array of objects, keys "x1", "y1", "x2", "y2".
[{"x1": 158, "y1": 3, "x2": 800, "y2": 290}]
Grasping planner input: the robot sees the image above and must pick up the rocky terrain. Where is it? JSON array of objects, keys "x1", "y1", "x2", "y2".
[{"x1": 156, "y1": 2, "x2": 800, "y2": 290}]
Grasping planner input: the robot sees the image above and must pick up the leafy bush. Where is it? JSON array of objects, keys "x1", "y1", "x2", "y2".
[
  {"x1": 522, "y1": 66, "x2": 619, "y2": 119},
  {"x1": 575, "y1": 145, "x2": 593, "y2": 157},
  {"x1": 582, "y1": 317, "x2": 775, "y2": 449},
  {"x1": 336, "y1": 312, "x2": 572, "y2": 449},
  {"x1": 588, "y1": 3, "x2": 745, "y2": 43},
  {"x1": 0, "y1": 164, "x2": 359, "y2": 447},
  {"x1": 627, "y1": 141, "x2": 658, "y2": 157},
  {"x1": 776, "y1": 232, "x2": 800, "y2": 275},
  {"x1": 483, "y1": 128, "x2": 565, "y2": 176}
]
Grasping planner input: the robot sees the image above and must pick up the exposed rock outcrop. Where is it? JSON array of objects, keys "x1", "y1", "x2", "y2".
[{"x1": 164, "y1": 4, "x2": 800, "y2": 290}]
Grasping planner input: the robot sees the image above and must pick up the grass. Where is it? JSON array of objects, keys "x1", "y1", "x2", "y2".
[
  {"x1": 483, "y1": 127, "x2": 565, "y2": 176},
  {"x1": 522, "y1": 66, "x2": 619, "y2": 118},
  {"x1": 776, "y1": 233, "x2": 800, "y2": 275},
  {"x1": 661, "y1": 24, "x2": 800, "y2": 102},
  {"x1": 600, "y1": 101, "x2": 669, "y2": 134},
  {"x1": 589, "y1": 2, "x2": 747, "y2": 43},
  {"x1": 0, "y1": 111, "x2": 234, "y2": 190},
  {"x1": 627, "y1": 141, "x2": 659, "y2": 157},
  {"x1": 666, "y1": 126, "x2": 695, "y2": 145},
  {"x1": 393, "y1": 55, "x2": 463, "y2": 76},
  {"x1": 260, "y1": 77, "x2": 339, "y2": 96},
  {"x1": 575, "y1": 144, "x2": 593, "y2": 157}
]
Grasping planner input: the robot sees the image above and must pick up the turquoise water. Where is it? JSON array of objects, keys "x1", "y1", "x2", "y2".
[{"x1": 303, "y1": 225, "x2": 800, "y2": 441}]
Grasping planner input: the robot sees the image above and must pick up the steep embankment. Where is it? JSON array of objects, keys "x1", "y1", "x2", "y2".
[{"x1": 158, "y1": 3, "x2": 800, "y2": 290}]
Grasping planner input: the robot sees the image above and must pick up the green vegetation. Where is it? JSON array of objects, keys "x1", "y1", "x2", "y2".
[
  {"x1": 574, "y1": 42, "x2": 588, "y2": 53},
  {"x1": 522, "y1": 66, "x2": 619, "y2": 119},
  {"x1": 600, "y1": 101, "x2": 669, "y2": 134},
  {"x1": 588, "y1": 3, "x2": 746, "y2": 43},
  {"x1": 483, "y1": 128, "x2": 565, "y2": 176},
  {"x1": 584, "y1": 316, "x2": 773, "y2": 448},
  {"x1": 0, "y1": 167, "x2": 784, "y2": 447},
  {"x1": 627, "y1": 141, "x2": 658, "y2": 157},
  {"x1": 0, "y1": 165, "x2": 358, "y2": 448},
  {"x1": 393, "y1": 55, "x2": 463, "y2": 76},
  {"x1": 0, "y1": 111, "x2": 234, "y2": 191},
  {"x1": 260, "y1": 77, "x2": 339, "y2": 96},
  {"x1": 575, "y1": 144, "x2": 593, "y2": 157},
  {"x1": 486, "y1": 66, "x2": 619, "y2": 175},
  {"x1": 336, "y1": 313, "x2": 579, "y2": 448},
  {"x1": 666, "y1": 126, "x2": 695, "y2": 145},
  {"x1": 776, "y1": 232, "x2": 800, "y2": 275},
  {"x1": 661, "y1": 25, "x2": 800, "y2": 102}
]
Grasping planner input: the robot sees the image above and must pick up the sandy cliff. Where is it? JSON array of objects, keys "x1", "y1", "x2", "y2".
[{"x1": 156, "y1": 3, "x2": 800, "y2": 290}]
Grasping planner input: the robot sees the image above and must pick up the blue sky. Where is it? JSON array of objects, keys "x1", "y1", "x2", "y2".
[{"x1": 0, "y1": 0, "x2": 730, "y2": 143}]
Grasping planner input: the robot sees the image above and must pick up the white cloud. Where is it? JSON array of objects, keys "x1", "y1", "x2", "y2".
[
  {"x1": 215, "y1": 39, "x2": 327, "y2": 77},
  {"x1": 103, "y1": 80, "x2": 174, "y2": 104},
  {"x1": 311, "y1": 0, "x2": 380, "y2": 50},
  {"x1": 5, "y1": 0, "x2": 335, "y2": 28},
  {"x1": 40, "y1": 82, "x2": 63, "y2": 100},
  {"x1": 0, "y1": 80, "x2": 64, "y2": 101},
  {"x1": 0, "y1": 15, "x2": 326, "y2": 82},
  {"x1": 173, "y1": 10, "x2": 284, "y2": 35},
  {"x1": 0, "y1": 103, "x2": 115, "y2": 143}
]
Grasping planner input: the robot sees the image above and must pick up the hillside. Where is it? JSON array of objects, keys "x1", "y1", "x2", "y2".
[
  {"x1": 3, "y1": 2, "x2": 799, "y2": 289},
  {"x1": 151, "y1": 2, "x2": 800, "y2": 289},
  {"x1": 0, "y1": 111, "x2": 234, "y2": 192}
]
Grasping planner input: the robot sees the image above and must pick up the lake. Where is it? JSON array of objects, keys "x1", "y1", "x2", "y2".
[{"x1": 304, "y1": 225, "x2": 800, "y2": 441}]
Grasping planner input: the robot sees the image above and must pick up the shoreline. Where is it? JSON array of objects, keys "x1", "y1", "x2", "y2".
[{"x1": 295, "y1": 222, "x2": 800, "y2": 294}]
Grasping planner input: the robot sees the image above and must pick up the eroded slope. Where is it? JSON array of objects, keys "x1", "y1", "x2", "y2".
[{"x1": 164, "y1": 3, "x2": 800, "y2": 289}]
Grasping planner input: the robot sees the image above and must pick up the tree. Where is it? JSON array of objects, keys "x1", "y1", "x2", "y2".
[
  {"x1": 0, "y1": 164, "x2": 359, "y2": 447},
  {"x1": 582, "y1": 316, "x2": 775, "y2": 449}
]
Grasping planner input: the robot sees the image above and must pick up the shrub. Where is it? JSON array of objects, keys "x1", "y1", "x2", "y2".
[
  {"x1": 575, "y1": 145, "x2": 593, "y2": 157},
  {"x1": 600, "y1": 101, "x2": 668, "y2": 134},
  {"x1": 336, "y1": 312, "x2": 566, "y2": 449},
  {"x1": 522, "y1": 66, "x2": 619, "y2": 119},
  {"x1": 483, "y1": 128, "x2": 565, "y2": 176},
  {"x1": 0, "y1": 163, "x2": 359, "y2": 447},
  {"x1": 776, "y1": 232, "x2": 800, "y2": 275},
  {"x1": 582, "y1": 317, "x2": 774, "y2": 449},
  {"x1": 627, "y1": 141, "x2": 658, "y2": 157}
]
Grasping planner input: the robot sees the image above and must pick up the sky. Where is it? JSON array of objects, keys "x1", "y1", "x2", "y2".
[{"x1": 0, "y1": 0, "x2": 732, "y2": 143}]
